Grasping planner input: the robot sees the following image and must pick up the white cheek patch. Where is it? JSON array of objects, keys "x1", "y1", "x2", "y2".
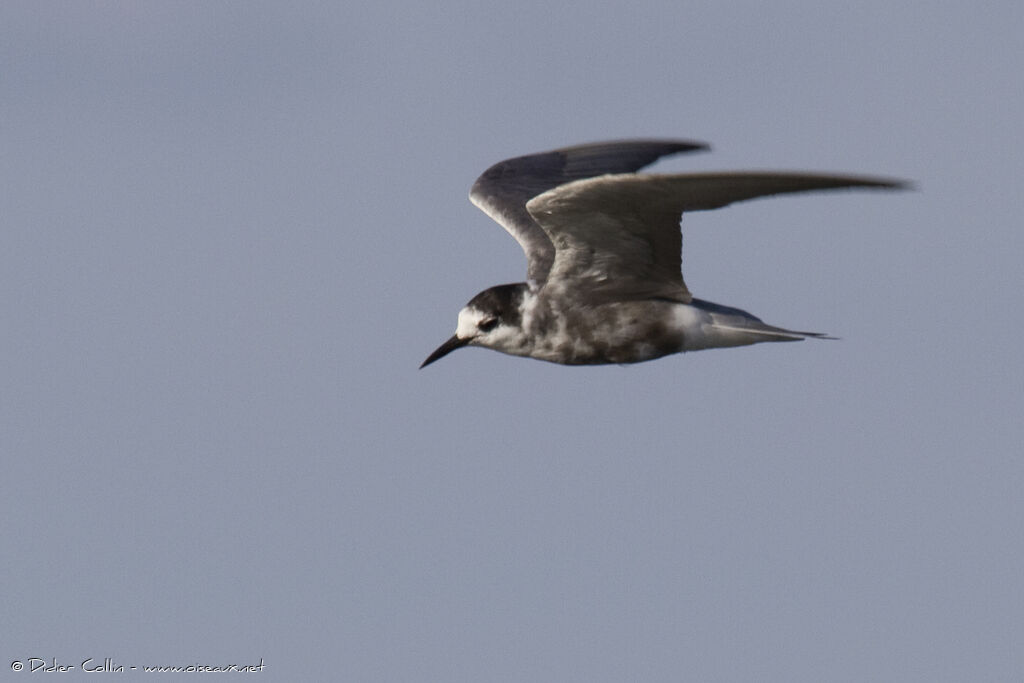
[{"x1": 456, "y1": 307, "x2": 486, "y2": 339}]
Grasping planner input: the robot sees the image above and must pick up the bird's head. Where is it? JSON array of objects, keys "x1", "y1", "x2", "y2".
[{"x1": 420, "y1": 283, "x2": 528, "y2": 368}]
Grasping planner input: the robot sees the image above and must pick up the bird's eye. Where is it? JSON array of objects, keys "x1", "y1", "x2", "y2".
[{"x1": 478, "y1": 317, "x2": 498, "y2": 332}]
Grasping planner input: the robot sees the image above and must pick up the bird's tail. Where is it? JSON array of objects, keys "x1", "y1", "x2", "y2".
[{"x1": 686, "y1": 299, "x2": 836, "y2": 349}]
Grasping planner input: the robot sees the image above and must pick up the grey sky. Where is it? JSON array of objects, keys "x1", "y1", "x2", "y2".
[{"x1": 3, "y1": 2, "x2": 1022, "y2": 681}]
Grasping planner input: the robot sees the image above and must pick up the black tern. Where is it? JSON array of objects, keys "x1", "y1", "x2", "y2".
[{"x1": 422, "y1": 139, "x2": 906, "y2": 368}]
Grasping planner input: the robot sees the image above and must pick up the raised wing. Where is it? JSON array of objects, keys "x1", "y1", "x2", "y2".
[
  {"x1": 526, "y1": 172, "x2": 909, "y2": 302},
  {"x1": 469, "y1": 139, "x2": 709, "y2": 284}
]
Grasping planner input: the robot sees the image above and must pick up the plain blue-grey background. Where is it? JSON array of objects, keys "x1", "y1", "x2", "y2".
[{"x1": 3, "y1": 2, "x2": 1021, "y2": 681}]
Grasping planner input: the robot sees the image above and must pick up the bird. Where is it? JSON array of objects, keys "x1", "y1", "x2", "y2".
[{"x1": 421, "y1": 139, "x2": 907, "y2": 368}]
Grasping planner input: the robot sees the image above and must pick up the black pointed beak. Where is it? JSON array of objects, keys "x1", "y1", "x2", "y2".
[{"x1": 420, "y1": 334, "x2": 470, "y2": 369}]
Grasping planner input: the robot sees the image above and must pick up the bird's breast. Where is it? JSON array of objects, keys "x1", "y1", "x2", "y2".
[{"x1": 523, "y1": 297, "x2": 688, "y2": 364}]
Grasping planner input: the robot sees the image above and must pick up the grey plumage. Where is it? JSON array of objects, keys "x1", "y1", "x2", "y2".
[
  {"x1": 470, "y1": 140, "x2": 709, "y2": 284},
  {"x1": 423, "y1": 139, "x2": 907, "y2": 368}
]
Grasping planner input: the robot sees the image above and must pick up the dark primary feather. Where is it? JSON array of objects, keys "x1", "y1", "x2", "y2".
[{"x1": 469, "y1": 139, "x2": 709, "y2": 283}]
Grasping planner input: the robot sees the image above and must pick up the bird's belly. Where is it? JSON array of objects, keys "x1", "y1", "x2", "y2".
[{"x1": 526, "y1": 300, "x2": 687, "y2": 365}]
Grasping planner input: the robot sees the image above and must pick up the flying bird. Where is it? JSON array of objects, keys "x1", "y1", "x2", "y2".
[{"x1": 421, "y1": 139, "x2": 906, "y2": 368}]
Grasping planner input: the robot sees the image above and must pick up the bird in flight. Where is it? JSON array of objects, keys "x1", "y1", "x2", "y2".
[{"x1": 421, "y1": 139, "x2": 906, "y2": 368}]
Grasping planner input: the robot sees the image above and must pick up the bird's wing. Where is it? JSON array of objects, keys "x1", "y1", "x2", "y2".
[
  {"x1": 526, "y1": 171, "x2": 909, "y2": 303},
  {"x1": 469, "y1": 139, "x2": 709, "y2": 284}
]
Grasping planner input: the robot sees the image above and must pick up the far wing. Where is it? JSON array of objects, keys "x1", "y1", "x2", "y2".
[
  {"x1": 526, "y1": 171, "x2": 909, "y2": 302},
  {"x1": 469, "y1": 139, "x2": 709, "y2": 284}
]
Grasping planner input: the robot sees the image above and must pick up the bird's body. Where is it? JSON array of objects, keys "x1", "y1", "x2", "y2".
[
  {"x1": 422, "y1": 139, "x2": 905, "y2": 368},
  {"x1": 454, "y1": 284, "x2": 820, "y2": 366}
]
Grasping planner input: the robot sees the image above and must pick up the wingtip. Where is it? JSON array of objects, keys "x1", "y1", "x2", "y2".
[
  {"x1": 846, "y1": 174, "x2": 915, "y2": 191},
  {"x1": 671, "y1": 139, "x2": 711, "y2": 152},
  {"x1": 655, "y1": 138, "x2": 712, "y2": 155}
]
